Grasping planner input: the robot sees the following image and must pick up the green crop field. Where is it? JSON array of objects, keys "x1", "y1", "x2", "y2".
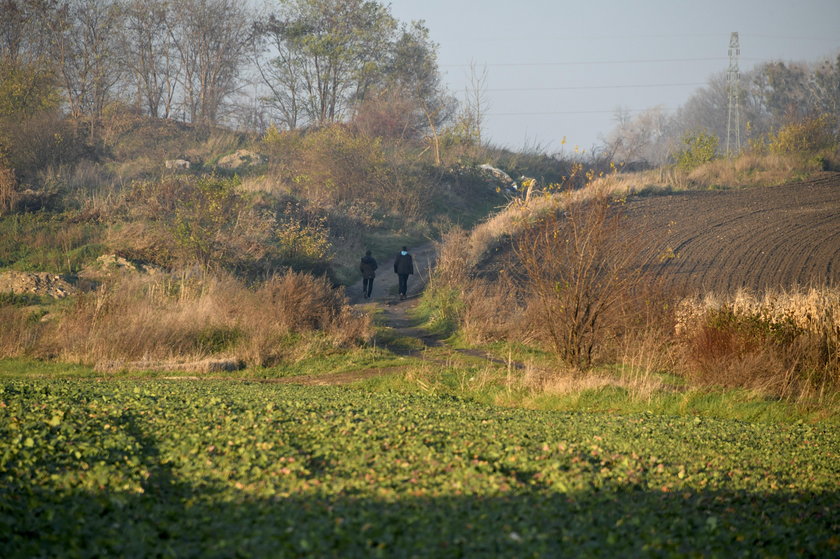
[{"x1": 2, "y1": 379, "x2": 838, "y2": 557}]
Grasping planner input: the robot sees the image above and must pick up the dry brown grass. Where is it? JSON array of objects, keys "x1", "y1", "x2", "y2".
[
  {"x1": 687, "y1": 153, "x2": 822, "y2": 187},
  {"x1": 520, "y1": 366, "x2": 666, "y2": 402},
  {"x1": 581, "y1": 168, "x2": 681, "y2": 198},
  {"x1": 0, "y1": 164, "x2": 17, "y2": 214},
  {"x1": 458, "y1": 275, "x2": 524, "y2": 345},
  {"x1": 430, "y1": 227, "x2": 525, "y2": 344},
  {"x1": 186, "y1": 130, "x2": 248, "y2": 165},
  {"x1": 238, "y1": 175, "x2": 291, "y2": 196},
  {"x1": 675, "y1": 287, "x2": 840, "y2": 403},
  {"x1": 584, "y1": 152, "x2": 824, "y2": 196},
  {"x1": 0, "y1": 270, "x2": 370, "y2": 369},
  {"x1": 0, "y1": 306, "x2": 41, "y2": 356}
]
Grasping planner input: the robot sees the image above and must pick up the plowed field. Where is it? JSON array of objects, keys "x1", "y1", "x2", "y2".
[{"x1": 621, "y1": 172, "x2": 840, "y2": 294}]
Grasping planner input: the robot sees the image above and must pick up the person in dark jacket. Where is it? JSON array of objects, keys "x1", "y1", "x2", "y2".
[
  {"x1": 360, "y1": 250, "x2": 378, "y2": 299},
  {"x1": 393, "y1": 246, "x2": 414, "y2": 300}
]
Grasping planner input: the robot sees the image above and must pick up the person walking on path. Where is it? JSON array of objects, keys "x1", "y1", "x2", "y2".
[
  {"x1": 393, "y1": 246, "x2": 414, "y2": 300},
  {"x1": 359, "y1": 250, "x2": 378, "y2": 299}
]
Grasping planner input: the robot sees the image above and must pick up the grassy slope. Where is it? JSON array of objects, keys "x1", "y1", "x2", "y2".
[{"x1": 2, "y1": 379, "x2": 838, "y2": 557}]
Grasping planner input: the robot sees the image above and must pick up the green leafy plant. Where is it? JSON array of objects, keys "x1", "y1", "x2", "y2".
[
  {"x1": 173, "y1": 175, "x2": 244, "y2": 269},
  {"x1": 768, "y1": 114, "x2": 837, "y2": 154},
  {"x1": 0, "y1": 380, "x2": 837, "y2": 557},
  {"x1": 675, "y1": 130, "x2": 719, "y2": 172}
]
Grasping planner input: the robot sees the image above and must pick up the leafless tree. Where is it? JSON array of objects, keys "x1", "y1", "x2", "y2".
[
  {"x1": 50, "y1": 0, "x2": 124, "y2": 130},
  {"x1": 463, "y1": 60, "x2": 489, "y2": 147},
  {"x1": 167, "y1": 0, "x2": 255, "y2": 128},
  {"x1": 601, "y1": 106, "x2": 670, "y2": 166},
  {"x1": 808, "y1": 55, "x2": 840, "y2": 128},
  {"x1": 255, "y1": 19, "x2": 305, "y2": 130},
  {"x1": 0, "y1": 0, "x2": 63, "y2": 63},
  {"x1": 119, "y1": 0, "x2": 179, "y2": 118},
  {"x1": 515, "y1": 194, "x2": 643, "y2": 368}
]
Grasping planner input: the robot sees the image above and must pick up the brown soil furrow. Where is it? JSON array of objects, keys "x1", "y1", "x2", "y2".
[
  {"x1": 623, "y1": 174, "x2": 840, "y2": 293},
  {"x1": 772, "y1": 214, "x2": 833, "y2": 288},
  {"x1": 723, "y1": 211, "x2": 793, "y2": 292}
]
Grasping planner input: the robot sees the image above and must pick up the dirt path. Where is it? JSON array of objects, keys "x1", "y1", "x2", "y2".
[
  {"x1": 277, "y1": 242, "x2": 531, "y2": 386},
  {"x1": 344, "y1": 243, "x2": 437, "y2": 305},
  {"x1": 270, "y1": 243, "x2": 445, "y2": 386}
]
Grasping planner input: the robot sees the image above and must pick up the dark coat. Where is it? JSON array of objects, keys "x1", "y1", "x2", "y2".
[
  {"x1": 393, "y1": 252, "x2": 414, "y2": 275},
  {"x1": 360, "y1": 255, "x2": 378, "y2": 279}
]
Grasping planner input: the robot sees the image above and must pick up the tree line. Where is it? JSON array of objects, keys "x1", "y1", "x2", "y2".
[
  {"x1": 0, "y1": 0, "x2": 451, "y2": 136},
  {"x1": 2, "y1": 0, "x2": 836, "y2": 170},
  {"x1": 602, "y1": 55, "x2": 840, "y2": 165}
]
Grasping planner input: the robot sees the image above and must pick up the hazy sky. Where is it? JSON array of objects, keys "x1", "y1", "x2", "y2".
[{"x1": 387, "y1": 0, "x2": 840, "y2": 154}]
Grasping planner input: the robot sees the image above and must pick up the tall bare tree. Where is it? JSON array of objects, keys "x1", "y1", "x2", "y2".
[
  {"x1": 601, "y1": 106, "x2": 670, "y2": 165},
  {"x1": 462, "y1": 60, "x2": 489, "y2": 148},
  {"x1": 119, "y1": 0, "x2": 178, "y2": 118},
  {"x1": 0, "y1": 0, "x2": 63, "y2": 64},
  {"x1": 50, "y1": 0, "x2": 124, "y2": 129},
  {"x1": 809, "y1": 55, "x2": 840, "y2": 123},
  {"x1": 168, "y1": 0, "x2": 254, "y2": 127}
]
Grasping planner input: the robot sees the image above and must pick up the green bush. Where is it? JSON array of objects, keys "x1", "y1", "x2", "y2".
[
  {"x1": 0, "y1": 59, "x2": 60, "y2": 118},
  {"x1": 768, "y1": 115, "x2": 837, "y2": 154},
  {"x1": 0, "y1": 213, "x2": 104, "y2": 273},
  {"x1": 0, "y1": 292, "x2": 46, "y2": 307},
  {"x1": 675, "y1": 130, "x2": 719, "y2": 172},
  {"x1": 172, "y1": 175, "x2": 245, "y2": 268}
]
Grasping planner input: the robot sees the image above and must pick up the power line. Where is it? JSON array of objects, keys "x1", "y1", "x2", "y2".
[
  {"x1": 744, "y1": 33, "x2": 840, "y2": 42},
  {"x1": 487, "y1": 82, "x2": 705, "y2": 92},
  {"x1": 449, "y1": 33, "x2": 839, "y2": 44},
  {"x1": 441, "y1": 56, "x2": 767, "y2": 68},
  {"x1": 457, "y1": 33, "x2": 727, "y2": 43},
  {"x1": 488, "y1": 108, "x2": 677, "y2": 116}
]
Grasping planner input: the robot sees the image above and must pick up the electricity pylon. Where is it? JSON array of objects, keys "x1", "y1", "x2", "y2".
[{"x1": 726, "y1": 32, "x2": 741, "y2": 157}]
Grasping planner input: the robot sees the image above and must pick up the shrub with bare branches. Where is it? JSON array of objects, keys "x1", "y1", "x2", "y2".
[{"x1": 514, "y1": 194, "x2": 646, "y2": 368}]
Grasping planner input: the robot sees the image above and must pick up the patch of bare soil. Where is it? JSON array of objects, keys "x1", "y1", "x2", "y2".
[{"x1": 0, "y1": 271, "x2": 76, "y2": 298}]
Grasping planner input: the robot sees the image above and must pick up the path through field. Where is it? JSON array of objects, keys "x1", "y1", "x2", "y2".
[
  {"x1": 346, "y1": 241, "x2": 441, "y2": 356},
  {"x1": 278, "y1": 243, "x2": 445, "y2": 386},
  {"x1": 286, "y1": 242, "x2": 523, "y2": 385}
]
